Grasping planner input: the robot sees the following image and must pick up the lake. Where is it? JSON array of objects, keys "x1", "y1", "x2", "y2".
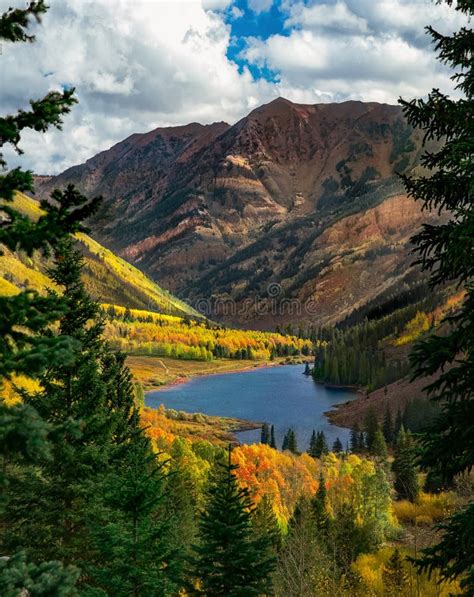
[{"x1": 146, "y1": 364, "x2": 357, "y2": 451}]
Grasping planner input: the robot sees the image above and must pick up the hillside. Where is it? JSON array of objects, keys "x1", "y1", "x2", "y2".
[
  {"x1": 37, "y1": 98, "x2": 441, "y2": 327},
  {"x1": 0, "y1": 192, "x2": 199, "y2": 317}
]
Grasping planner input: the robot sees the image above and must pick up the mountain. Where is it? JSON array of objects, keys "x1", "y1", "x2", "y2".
[
  {"x1": 0, "y1": 192, "x2": 199, "y2": 318},
  {"x1": 36, "y1": 98, "x2": 440, "y2": 327}
]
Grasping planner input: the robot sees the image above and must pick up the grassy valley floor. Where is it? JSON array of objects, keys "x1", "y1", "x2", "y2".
[{"x1": 126, "y1": 355, "x2": 305, "y2": 391}]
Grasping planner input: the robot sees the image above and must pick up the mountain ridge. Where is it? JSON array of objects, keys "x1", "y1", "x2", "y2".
[{"x1": 36, "y1": 98, "x2": 439, "y2": 326}]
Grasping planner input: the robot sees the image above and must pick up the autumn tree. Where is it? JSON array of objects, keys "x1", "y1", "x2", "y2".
[
  {"x1": 274, "y1": 497, "x2": 332, "y2": 596},
  {"x1": 382, "y1": 549, "x2": 408, "y2": 596}
]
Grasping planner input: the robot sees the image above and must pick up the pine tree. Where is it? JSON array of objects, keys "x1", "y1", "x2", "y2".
[
  {"x1": 191, "y1": 448, "x2": 276, "y2": 595},
  {"x1": 312, "y1": 472, "x2": 329, "y2": 537},
  {"x1": 252, "y1": 494, "x2": 282, "y2": 552},
  {"x1": 364, "y1": 408, "x2": 379, "y2": 451},
  {"x1": 400, "y1": 4, "x2": 473, "y2": 589},
  {"x1": 315, "y1": 431, "x2": 329, "y2": 458},
  {"x1": 0, "y1": 4, "x2": 98, "y2": 591},
  {"x1": 287, "y1": 428, "x2": 298, "y2": 453},
  {"x1": 392, "y1": 429, "x2": 419, "y2": 502},
  {"x1": 382, "y1": 549, "x2": 408, "y2": 595},
  {"x1": 260, "y1": 422, "x2": 270, "y2": 444},
  {"x1": 332, "y1": 437, "x2": 343, "y2": 453},
  {"x1": 86, "y1": 435, "x2": 180, "y2": 595},
  {"x1": 371, "y1": 429, "x2": 388, "y2": 461},
  {"x1": 270, "y1": 424, "x2": 276, "y2": 449},
  {"x1": 350, "y1": 424, "x2": 360, "y2": 452},
  {"x1": 3, "y1": 237, "x2": 178, "y2": 591},
  {"x1": 382, "y1": 404, "x2": 394, "y2": 446},
  {"x1": 307, "y1": 429, "x2": 318, "y2": 457},
  {"x1": 283, "y1": 428, "x2": 297, "y2": 453}
]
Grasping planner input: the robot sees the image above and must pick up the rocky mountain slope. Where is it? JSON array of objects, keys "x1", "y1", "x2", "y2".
[{"x1": 37, "y1": 98, "x2": 440, "y2": 326}]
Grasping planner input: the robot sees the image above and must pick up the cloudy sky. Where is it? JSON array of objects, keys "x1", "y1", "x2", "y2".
[{"x1": 0, "y1": 0, "x2": 466, "y2": 174}]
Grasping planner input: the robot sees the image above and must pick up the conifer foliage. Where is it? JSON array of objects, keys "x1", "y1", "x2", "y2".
[
  {"x1": 392, "y1": 429, "x2": 420, "y2": 502},
  {"x1": 191, "y1": 447, "x2": 276, "y2": 595},
  {"x1": 0, "y1": 3, "x2": 98, "y2": 591},
  {"x1": 400, "y1": 0, "x2": 473, "y2": 590}
]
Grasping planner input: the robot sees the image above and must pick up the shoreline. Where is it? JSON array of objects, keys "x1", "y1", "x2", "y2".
[
  {"x1": 140, "y1": 358, "x2": 307, "y2": 445},
  {"x1": 143, "y1": 358, "x2": 305, "y2": 394}
]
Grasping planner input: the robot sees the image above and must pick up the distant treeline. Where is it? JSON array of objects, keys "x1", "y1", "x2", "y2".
[
  {"x1": 311, "y1": 290, "x2": 447, "y2": 390},
  {"x1": 103, "y1": 305, "x2": 312, "y2": 362}
]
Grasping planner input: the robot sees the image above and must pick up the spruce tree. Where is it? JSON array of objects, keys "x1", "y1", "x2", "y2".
[
  {"x1": 392, "y1": 429, "x2": 420, "y2": 502},
  {"x1": 0, "y1": 552, "x2": 80, "y2": 596},
  {"x1": 314, "y1": 431, "x2": 329, "y2": 458},
  {"x1": 0, "y1": 3, "x2": 98, "y2": 591},
  {"x1": 312, "y1": 472, "x2": 330, "y2": 537},
  {"x1": 287, "y1": 428, "x2": 298, "y2": 453},
  {"x1": 364, "y1": 408, "x2": 379, "y2": 452},
  {"x1": 270, "y1": 424, "x2": 276, "y2": 449},
  {"x1": 332, "y1": 437, "x2": 343, "y2": 453},
  {"x1": 252, "y1": 494, "x2": 282, "y2": 552},
  {"x1": 371, "y1": 429, "x2": 388, "y2": 461},
  {"x1": 191, "y1": 448, "x2": 276, "y2": 595},
  {"x1": 307, "y1": 429, "x2": 318, "y2": 457},
  {"x1": 86, "y1": 435, "x2": 180, "y2": 595},
  {"x1": 282, "y1": 430, "x2": 289, "y2": 452},
  {"x1": 3, "y1": 236, "x2": 178, "y2": 591},
  {"x1": 400, "y1": 2, "x2": 473, "y2": 589},
  {"x1": 260, "y1": 422, "x2": 270, "y2": 444},
  {"x1": 283, "y1": 428, "x2": 297, "y2": 453},
  {"x1": 350, "y1": 424, "x2": 360, "y2": 452}
]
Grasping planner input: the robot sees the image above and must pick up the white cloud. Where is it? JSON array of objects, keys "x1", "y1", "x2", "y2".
[
  {"x1": 242, "y1": 0, "x2": 466, "y2": 105},
  {"x1": 248, "y1": 0, "x2": 273, "y2": 15},
  {"x1": 0, "y1": 0, "x2": 466, "y2": 174},
  {"x1": 286, "y1": 1, "x2": 368, "y2": 34},
  {"x1": 0, "y1": 0, "x2": 274, "y2": 174},
  {"x1": 230, "y1": 5, "x2": 245, "y2": 19}
]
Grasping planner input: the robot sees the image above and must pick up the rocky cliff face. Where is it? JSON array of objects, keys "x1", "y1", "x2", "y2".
[{"x1": 37, "y1": 97, "x2": 437, "y2": 326}]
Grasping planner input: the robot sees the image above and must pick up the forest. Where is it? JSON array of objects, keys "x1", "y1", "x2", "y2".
[
  {"x1": 1, "y1": 1, "x2": 473, "y2": 596},
  {"x1": 102, "y1": 305, "x2": 312, "y2": 362}
]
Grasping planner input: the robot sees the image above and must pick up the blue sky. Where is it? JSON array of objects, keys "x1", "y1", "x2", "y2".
[
  {"x1": 226, "y1": 0, "x2": 287, "y2": 81},
  {"x1": 0, "y1": 0, "x2": 466, "y2": 173}
]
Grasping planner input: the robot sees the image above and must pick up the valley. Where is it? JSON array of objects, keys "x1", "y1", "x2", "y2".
[{"x1": 2, "y1": 2, "x2": 472, "y2": 594}]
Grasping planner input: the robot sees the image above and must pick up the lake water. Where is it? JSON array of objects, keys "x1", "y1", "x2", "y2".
[{"x1": 146, "y1": 364, "x2": 357, "y2": 451}]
